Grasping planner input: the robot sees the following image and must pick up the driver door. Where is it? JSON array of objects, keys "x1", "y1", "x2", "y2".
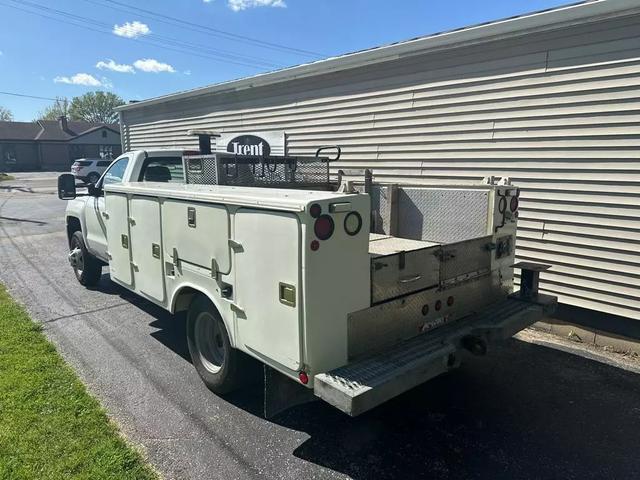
[{"x1": 85, "y1": 156, "x2": 129, "y2": 260}]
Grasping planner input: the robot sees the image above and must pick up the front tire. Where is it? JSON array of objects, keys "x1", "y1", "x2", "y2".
[
  {"x1": 187, "y1": 295, "x2": 242, "y2": 394},
  {"x1": 69, "y1": 231, "x2": 102, "y2": 287}
]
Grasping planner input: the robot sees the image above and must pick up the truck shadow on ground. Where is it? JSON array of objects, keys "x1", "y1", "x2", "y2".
[
  {"x1": 94, "y1": 273, "x2": 191, "y2": 362},
  {"x1": 275, "y1": 342, "x2": 640, "y2": 479},
  {"x1": 94, "y1": 274, "x2": 640, "y2": 479}
]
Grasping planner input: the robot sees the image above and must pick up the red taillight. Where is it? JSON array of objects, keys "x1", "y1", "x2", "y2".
[
  {"x1": 447, "y1": 296, "x2": 454, "y2": 307},
  {"x1": 435, "y1": 300, "x2": 442, "y2": 311},
  {"x1": 314, "y1": 215, "x2": 334, "y2": 240},
  {"x1": 309, "y1": 203, "x2": 322, "y2": 218},
  {"x1": 310, "y1": 240, "x2": 320, "y2": 251},
  {"x1": 510, "y1": 196, "x2": 519, "y2": 212},
  {"x1": 299, "y1": 371, "x2": 309, "y2": 384}
]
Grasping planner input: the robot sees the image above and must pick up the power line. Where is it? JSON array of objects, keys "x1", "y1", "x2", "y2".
[
  {"x1": 8, "y1": 0, "x2": 283, "y2": 68},
  {"x1": 17, "y1": 0, "x2": 283, "y2": 68},
  {"x1": 0, "y1": 0, "x2": 283, "y2": 70},
  {"x1": 0, "y1": 91, "x2": 59, "y2": 101},
  {"x1": 89, "y1": 0, "x2": 325, "y2": 59}
]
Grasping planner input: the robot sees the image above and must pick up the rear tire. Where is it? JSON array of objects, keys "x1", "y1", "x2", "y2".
[
  {"x1": 187, "y1": 295, "x2": 243, "y2": 394},
  {"x1": 69, "y1": 231, "x2": 102, "y2": 287}
]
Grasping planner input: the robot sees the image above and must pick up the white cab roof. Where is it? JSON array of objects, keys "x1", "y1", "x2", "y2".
[{"x1": 105, "y1": 182, "x2": 361, "y2": 212}]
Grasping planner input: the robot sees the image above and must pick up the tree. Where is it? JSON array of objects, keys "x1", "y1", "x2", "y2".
[
  {"x1": 68, "y1": 91, "x2": 124, "y2": 124},
  {"x1": 0, "y1": 106, "x2": 13, "y2": 121},
  {"x1": 35, "y1": 97, "x2": 70, "y2": 120}
]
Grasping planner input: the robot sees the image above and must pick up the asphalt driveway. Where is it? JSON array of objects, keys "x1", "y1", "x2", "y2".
[{"x1": 1, "y1": 172, "x2": 639, "y2": 479}]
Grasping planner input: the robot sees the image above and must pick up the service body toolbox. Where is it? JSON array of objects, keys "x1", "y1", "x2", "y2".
[
  {"x1": 99, "y1": 177, "x2": 555, "y2": 416},
  {"x1": 104, "y1": 183, "x2": 372, "y2": 380}
]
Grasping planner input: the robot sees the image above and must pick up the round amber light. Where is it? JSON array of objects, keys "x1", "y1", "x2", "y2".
[{"x1": 344, "y1": 212, "x2": 362, "y2": 236}]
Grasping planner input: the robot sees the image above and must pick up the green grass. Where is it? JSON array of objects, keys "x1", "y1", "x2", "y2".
[
  {"x1": 0, "y1": 173, "x2": 15, "y2": 181},
  {"x1": 0, "y1": 285, "x2": 158, "y2": 480}
]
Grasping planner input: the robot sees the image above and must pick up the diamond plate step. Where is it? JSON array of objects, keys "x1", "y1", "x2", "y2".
[{"x1": 314, "y1": 296, "x2": 554, "y2": 416}]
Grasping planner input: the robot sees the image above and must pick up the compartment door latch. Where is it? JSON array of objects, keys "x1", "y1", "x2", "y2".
[{"x1": 279, "y1": 282, "x2": 296, "y2": 307}]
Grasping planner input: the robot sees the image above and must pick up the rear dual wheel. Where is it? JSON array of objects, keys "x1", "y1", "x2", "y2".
[{"x1": 186, "y1": 295, "x2": 247, "y2": 394}]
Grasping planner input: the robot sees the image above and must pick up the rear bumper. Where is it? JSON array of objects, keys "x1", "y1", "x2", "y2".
[{"x1": 314, "y1": 293, "x2": 557, "y2": 416}]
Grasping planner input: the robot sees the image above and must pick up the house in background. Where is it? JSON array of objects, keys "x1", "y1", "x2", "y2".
[{"x1": 0, "y1": 116, "x2": 121, "y2": 171}]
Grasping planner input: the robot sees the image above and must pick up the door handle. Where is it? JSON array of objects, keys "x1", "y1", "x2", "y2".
[
  {"x1": 101, "y1": 211, "x2": 109, "y2": 219},
  {"x1": 399, "y1": 274, "x2": 422, "y2": 284}
]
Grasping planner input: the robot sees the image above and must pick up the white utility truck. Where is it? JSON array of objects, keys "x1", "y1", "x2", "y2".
[{"x1": 58, "y1": 142, "x2": 556, "y2": 417}]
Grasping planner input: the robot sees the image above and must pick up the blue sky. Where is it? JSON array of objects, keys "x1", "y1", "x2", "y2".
[{"x1": 0, "y1": 0, "x2": 572, "y2": 121}]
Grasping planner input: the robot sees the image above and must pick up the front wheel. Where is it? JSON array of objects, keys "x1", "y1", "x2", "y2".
[
  {"x1": 69, "y1": 231, "x2": 102, "y2": 287},
  {"x1": 187, "y1": 295, "x2": 243, "y2": 394}
]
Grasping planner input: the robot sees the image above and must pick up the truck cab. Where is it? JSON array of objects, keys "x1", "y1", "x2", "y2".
[{"x1": 64, "y1": 149, "x2": 186, "y2": 265}]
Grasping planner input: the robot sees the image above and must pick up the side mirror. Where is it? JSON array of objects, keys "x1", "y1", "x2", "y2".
[{"x1": 57, "y1": 174, "x2": 77, "y2": 200}]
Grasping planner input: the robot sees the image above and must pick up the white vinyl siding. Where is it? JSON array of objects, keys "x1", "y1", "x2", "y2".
[{"x1": 121, "y1": 12, "x2": 640, "y2": 321}]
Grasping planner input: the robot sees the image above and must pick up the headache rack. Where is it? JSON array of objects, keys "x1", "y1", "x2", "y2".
[{"x1": 183, "y1": 146, "x2": 341, "y2": 190}]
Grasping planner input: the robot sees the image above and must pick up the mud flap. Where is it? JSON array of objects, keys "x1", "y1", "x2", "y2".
[{"x1": 263, "y1": 365, "x2": 317, "y2": 419}]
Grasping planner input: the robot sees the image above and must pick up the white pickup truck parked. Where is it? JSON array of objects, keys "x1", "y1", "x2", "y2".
[{"x1": 58, "y1": 146, "x2": 556, "y2": 416}]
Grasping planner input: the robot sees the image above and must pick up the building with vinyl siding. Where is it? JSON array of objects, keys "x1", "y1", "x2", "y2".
[{"x1": 115, "y1": 0, "x2": 640, "y2": 338}]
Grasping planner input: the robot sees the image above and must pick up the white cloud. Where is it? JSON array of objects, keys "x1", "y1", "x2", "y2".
[
  {"x1": 113, "y1": 21, "x2": 150, "y2": 38},
  {"x1": 183, "y1": 70, "x2": 192, "y2": 76},
  {"x1": 54, "y1": 73, "x2": 104, "y2": 87},
  {"x1": 96, "y1": 59, "x2": 135, "y2": 74},
  {"x1": 133, "y1": 58, "x2": 176, "y2": 73},
  {"x1": 227, "y1": 0, "x2": 286, "y2": 11}
]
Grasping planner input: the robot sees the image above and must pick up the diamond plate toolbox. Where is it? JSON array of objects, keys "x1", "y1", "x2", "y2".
[{"x1": 397, "y1": 187, "x2": 490, "y2": 243}]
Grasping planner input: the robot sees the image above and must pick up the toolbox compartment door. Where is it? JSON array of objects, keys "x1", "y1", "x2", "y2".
[
  {"x1": 129, "y1": 196, "x2": 164, "y2": 302},
  {"x1": 162, "y1": 200, "x2": 230, "y2": 274},
  {"x1": 105, "y1": 192, "x2": 133, "y2": 287},
  {"x1": 370, "y1": 246, "x2": 440, "y2": 304},
  {"x1": 234, "y1": 209, "x2": 301, "y2": 370}
]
